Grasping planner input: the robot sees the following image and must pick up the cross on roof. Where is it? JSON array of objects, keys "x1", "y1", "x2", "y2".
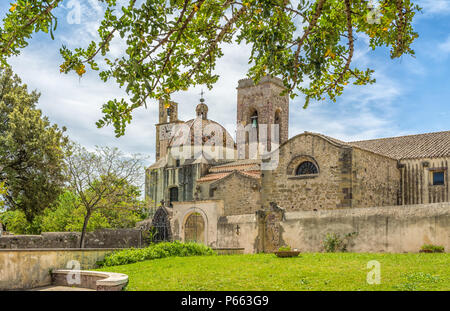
[{"x1": 200, "y1": 89, "x2": 205, "y2": 102}]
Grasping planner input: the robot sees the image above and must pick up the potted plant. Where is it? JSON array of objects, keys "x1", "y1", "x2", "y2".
[
  {"x1": 419, "y1": 244, "x2": 445, "y2": 253},
  {"x1": 274, "y1": 245, "x2": 300, "y2": 258}
]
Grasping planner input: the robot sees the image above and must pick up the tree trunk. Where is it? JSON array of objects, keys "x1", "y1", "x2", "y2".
[{"x1": 79, "y1": 210, "x2": 91, "y2": 248}]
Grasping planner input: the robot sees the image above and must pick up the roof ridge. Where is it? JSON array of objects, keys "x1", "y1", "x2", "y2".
[
  {"x1": 303, "y1": 131, "x2": 350, "y2": 146},
  {"x1": 349, "y1": 130, "x2": 450, "y2": 144}
]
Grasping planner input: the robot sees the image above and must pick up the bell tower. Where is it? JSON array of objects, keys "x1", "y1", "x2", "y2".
[
  {"x1": 236, "y1": 75, "x2": 289, "y2": 157},
  {"x1": 156, "y1": 100, "x2": 179, "y2": 160}
]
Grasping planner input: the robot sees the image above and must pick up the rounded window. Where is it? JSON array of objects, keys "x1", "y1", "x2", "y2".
[{"x1": 296, "y1": 161, "x2": 318, "y2": 175}]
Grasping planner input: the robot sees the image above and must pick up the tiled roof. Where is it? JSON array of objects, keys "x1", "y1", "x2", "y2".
[
  {"x1": 240, "y1": 170, "x2": 261, "y2": 179},
  {"x1": 350, "y1": 131, "x2": 450, "y2": 160},
  {"x1": 197, "y1": 172, "x2": 232, "y2": 183},
  {"x1": 198, "y1": 159, "x2": 261, "y2": 183},
  {"x1": 209, "y1": 159, "x2": 261, "y2": 173},
  {"x1": 197, "y1": 170, "x2": 261, "y2": 183}
]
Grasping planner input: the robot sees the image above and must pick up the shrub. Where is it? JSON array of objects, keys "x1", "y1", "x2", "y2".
[
  {"x1": 0, "y1": 209, "x2": 42, "y2": 234},
  {"x1": 278, "y1": 245, "x2": 291, "y2": 252},
  {"x1": 323, "y1": 232, "x2": 358, "y2": 252},
  {"x1": 420, "y1": 244, "x2": 445, "y2": 253},
  {"x1": 98, "y1": 241, "x2": 216, "y2": 267},
  {"x1": 142, "y1": 227, "x2": 158, "y2": 244}
]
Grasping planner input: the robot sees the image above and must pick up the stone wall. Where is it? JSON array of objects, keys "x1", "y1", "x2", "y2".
[
  {"x1": 261, "y1": 133, "x2": 402, "y2": 211},
  {"x1": 171, "y1": 200, "x2": 224, "y2": 248},
  {"x1": 351, "y1": 147, "x2": 400, "y2": 208},
  {"x1": 0, "y1": 248, "x2": 115, "y2": 290},
  {"x1": 213, "y1": 202, "x2": 450, "y2": 254},
  {"x1": 0, "y1": 229, "x2": 143, "y2": 249},
  {"x1": 216, "y1": 214, "x2": 259, "y2": 254},
  {"x1": 279, "y1": 203, "x2": 450, "y2": 253},
  {"x1": 207, "y1": 172, "x2": 261, "y2": 215},
  {"x1": 262, "y1": 133, "x2": 351, "y2": 211}
]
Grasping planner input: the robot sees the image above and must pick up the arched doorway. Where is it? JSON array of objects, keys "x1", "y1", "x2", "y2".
[{"x1": 184, "y1": 212, "x2": 205, "y2": 243}]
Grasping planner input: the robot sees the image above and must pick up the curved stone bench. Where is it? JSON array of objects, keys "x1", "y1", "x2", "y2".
[{"x1": 51, "y1": 270, "x2": 128, "y2": 291}]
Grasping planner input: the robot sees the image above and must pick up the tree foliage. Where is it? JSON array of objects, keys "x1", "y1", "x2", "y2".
[
  {"x1": 0, "y1": 68, "x2": 68, "y2": 222},
  {"x1": 0, "y1": 207, "x2": 42, "y2": 234},
  {"x1": 0, "y1": 1, "x2": 421, "y2": 136},
  {"x1": 38, "y1": 190, "x2": 111, "y2": 233},
  {"x1": 0, "y1": 181, "x2": 6, "y2": 209},
  {"x1": 66, "y1": 143, "x2": 145, "y2": 247},
  {"x1": 0, "y1": 189, "x2": 146, "y2": 234}
]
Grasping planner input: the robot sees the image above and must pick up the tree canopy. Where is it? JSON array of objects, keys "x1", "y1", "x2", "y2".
[
  {"x1": 0, "y1": 190, "x2": 147, "y2": 234},
  {"x1": 0, "y1": 68, "x2": 68, "y2": 222},
  {"x1": 0, "y1": 0, "x2": 421, "y2": 136},
  {"x1": 66, "y1": 144, "x2": 145, "y2": 247}
]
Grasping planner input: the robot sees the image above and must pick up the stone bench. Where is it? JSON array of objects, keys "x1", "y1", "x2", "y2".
[{"x1": 51, "y1": 270, "x2": 128, "y2": 291}]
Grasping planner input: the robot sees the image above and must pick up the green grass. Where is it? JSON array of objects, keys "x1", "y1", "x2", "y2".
[{"x1": 95, "y1": 253, "x2": 450, "y2": 291}]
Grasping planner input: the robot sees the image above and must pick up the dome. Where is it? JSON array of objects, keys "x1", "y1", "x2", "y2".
[{"x1": 168, "y1": 117, "x2": 235, "y2": 149}]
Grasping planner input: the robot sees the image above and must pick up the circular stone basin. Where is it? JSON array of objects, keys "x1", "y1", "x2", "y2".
[{"x1": 274, "y1": 251, "x2": 301, "y2": 258}]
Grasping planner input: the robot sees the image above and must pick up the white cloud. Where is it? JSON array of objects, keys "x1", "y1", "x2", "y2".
[
  {"x1": 416, "y1": 0, "x2": 450, "y2": 15},
  {"x1": 289, "y1": 69, "x2": 407, "y2": 143},
  {"x1": 438, "y1": 35, "x2": 450, "y2": 54},
  {"x1": 8, "y1": 45, "x2": 156, "y2": 168}
]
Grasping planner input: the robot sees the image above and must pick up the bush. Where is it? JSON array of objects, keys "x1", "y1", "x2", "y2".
[
  {"x1": 98, "y1": 241, "x2": 216, "y2": 267},
  {"x1": 420, "y1": 244, "x2": 445, "y2": 253},
  {"x1": 323, "y1": 232, "x2": 358, "y2": 252},
  {"x1": 0, "y1": 209, "x2": 42, "y2": 234},
  {"x1": 278, "y1": 245, "x2": 291, "y2": 252}
]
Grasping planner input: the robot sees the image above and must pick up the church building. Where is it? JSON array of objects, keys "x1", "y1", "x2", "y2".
[{"x1": 144, "y1": 76, "x2": 450, "y2": 253}]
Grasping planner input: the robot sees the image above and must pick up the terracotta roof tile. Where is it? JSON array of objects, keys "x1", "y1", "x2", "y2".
[
  {"x1": 197, "y1": 172, "x2": 232, "y2": 183},
  {"x1": 240, "y1": 170, "x2": 261, "y2": 179},
  {"x1": 350, "y1": 131, "x2": 450, "y2": 160},
  {"x1": 209, "y1": 159, "x2": 261, "y2": 173}
]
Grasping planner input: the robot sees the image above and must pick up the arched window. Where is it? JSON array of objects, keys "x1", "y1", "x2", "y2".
[
  {"x1": 169, "y1": 187, "x2": 178, "y2": 202},
  {"x1": 250, "y1": 110, "x2": 258, "y2": 129},
  {"x1": 296, "y1": 161, "x2": 318, "y2": 175},
  {"x1": 274, "y1": 109, "x2": 281, "y2": 126}
]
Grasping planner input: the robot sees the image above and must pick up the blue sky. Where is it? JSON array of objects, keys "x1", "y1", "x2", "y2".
[{"x1": 1, "y1": 0, "x2": 450, "y2": 166}]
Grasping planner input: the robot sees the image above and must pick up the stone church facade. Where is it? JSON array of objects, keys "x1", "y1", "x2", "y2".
[{"x1": 144, "y1": 76, "x2": 450, "y2": 253}]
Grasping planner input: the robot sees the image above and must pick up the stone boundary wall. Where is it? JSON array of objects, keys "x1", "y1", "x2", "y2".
[
  {"x1": 0, "y1": 228, "x2": 143, "y2": 249},
  {"x1": 216, "y1": 203, "x2": 450, "y2": 254},
  {"x1": 280, "y1": 203, "x2": 450, "y2": 253},
  {"x1": 0, "y1": 248, "x2": 117, "y2": 290},
  {"x1": 217, "y1": 214, "x2": 258, "y2": 253}
]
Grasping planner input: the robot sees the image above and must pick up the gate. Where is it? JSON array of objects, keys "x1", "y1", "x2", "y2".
[
  {"x1": 184, "y1": 212, "x2": 205, "y2": 243},
  {"x1": 151, "y1": 207, "x2": 171, "y2": 242}
]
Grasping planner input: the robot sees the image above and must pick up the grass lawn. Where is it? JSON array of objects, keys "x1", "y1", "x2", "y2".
[{"x1": 96, "y1": 253, "x2": 449, "y2": 291}]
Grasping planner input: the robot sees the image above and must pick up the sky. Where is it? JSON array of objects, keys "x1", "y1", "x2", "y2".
[{"x1": 1, "y1": 0, "x2": 450, "y2": 167}]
